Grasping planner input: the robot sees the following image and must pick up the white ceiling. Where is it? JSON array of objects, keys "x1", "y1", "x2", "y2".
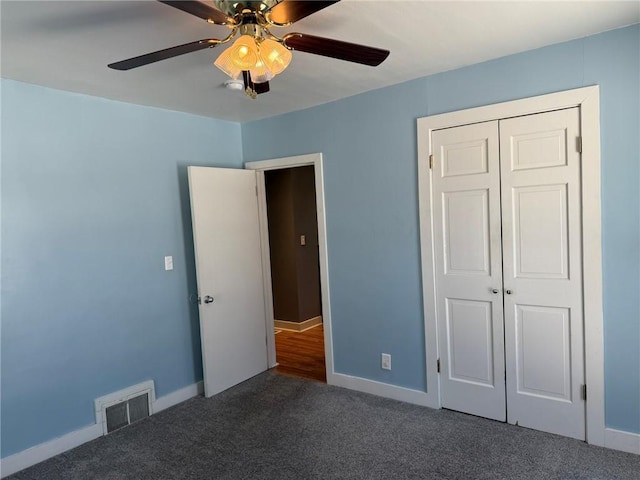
[{"x1": 2, "y1": 1, "x2": 638, "y2": 122}]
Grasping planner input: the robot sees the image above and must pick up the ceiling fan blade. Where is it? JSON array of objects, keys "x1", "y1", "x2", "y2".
[
  {"x1": 108, "y1": 39, "x2": 219, "y2": 70},
  {"x1": 157, "y1": 1, "x2": 233, "y2": 25},
  {"x1": 266, "y1": 1, "x2": 340, "y2": 25},
  {"x1": 283, "y1": 33, "x2": 389, "y2": 66}
]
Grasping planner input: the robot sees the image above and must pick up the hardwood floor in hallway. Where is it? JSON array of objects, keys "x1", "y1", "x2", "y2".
[{"x1": 273, "y1": 324, "x2": 326, "y2": 383}]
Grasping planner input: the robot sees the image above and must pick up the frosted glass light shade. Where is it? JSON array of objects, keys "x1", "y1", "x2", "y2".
[
  {"x1": 249, "y1": 58, "x2": 274, "y2": 84},
  {"x1": 259, "y1": 39, "x2": 292, "y2": 75},
  {"x1": 214, "y1": 46, "x2": 242, "y2": 79},
  {"x1": 230, "y1": 35, "x2": 258, "y2": 69},
  {"x1": 214, "y1": 35, "x2": 258, "y2": 78}
]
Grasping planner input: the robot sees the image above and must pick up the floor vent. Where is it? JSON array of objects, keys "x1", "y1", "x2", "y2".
[{"x1": 95, "y1": 380, "x2": 155, "y2": 435}]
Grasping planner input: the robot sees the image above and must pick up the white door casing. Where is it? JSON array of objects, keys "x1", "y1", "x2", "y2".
[
  {"x1": 500, "y1": 108, "x2": 585, "y2": 439},
  {"x1": 432, "y1": 121, "x2": 506, "y2": 421},
  {"x1": 244, "y1": 154, "x2": 335, "y2": 381},
  {"x1": 188, "y1": 166, "x2": 268, "y2": 398}
]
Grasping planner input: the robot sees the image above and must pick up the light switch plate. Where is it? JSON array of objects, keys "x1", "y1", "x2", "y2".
[
  {"x1": 300, "y1": 235, "x2": 306, "y2": 246},
  {"x1": 164, "y1": 256, "x2": 173, "y2": 271}
]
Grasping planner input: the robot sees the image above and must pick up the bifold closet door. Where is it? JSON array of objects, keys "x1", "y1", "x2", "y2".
[
  {"x1": 500, "y1": 108, "x2": 585, "y2": 440},
  {"x1": 432, "y1": 121, "x2": 506, "y2": 421},
  {"x1": 432, "y1": 108, "x2": 586, "y2": 439}
]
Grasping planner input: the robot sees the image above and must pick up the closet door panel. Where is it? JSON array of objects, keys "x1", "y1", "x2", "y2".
[
  {"x1": 512, "y1": 184, "x2": 569, "y2": 279},
  {"x1": 500, "y1": 107, "x2": 585, "y2": 440},
  {"x1": 443, "y1": 189, "x2": 491, "y2": 276},
  {"x1": 515, "y1": 305, "x2": 571, "y2": 400},
  {"x1": 447, "y1": 298, "x2": 495, "y2": 386},
  {"x1": 432, "y1": 121, "x2": 506, "y2": 421}
]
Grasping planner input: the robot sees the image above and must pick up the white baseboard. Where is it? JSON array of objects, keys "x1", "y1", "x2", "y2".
[
  {"x1": 154, "y1": 381, "x2": 204, "y2": 413},
  {"x1": 0, "y1": 381, "x2": 204, "y2": 478},
  {"x1": 0, "y1": 423, "x2": 103, "y2": 478},
  {"x1": 328, "y1": 372, "x2": 439, "y2": 409},
  {"x1": 274, "y1": 316, "x2": 322, "y2": 332},
  {"x1": 604, "y1": 427, "x2": 640, "y2": 455}
]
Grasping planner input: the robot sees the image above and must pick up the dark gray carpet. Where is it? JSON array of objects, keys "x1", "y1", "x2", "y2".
[{"x1": 8, "y1": 372, "x2": 639, "y2": 479}]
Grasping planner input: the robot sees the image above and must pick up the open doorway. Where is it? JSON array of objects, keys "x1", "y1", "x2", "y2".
[
  {"x1": 264, "y1": 166, "x2": 325, "y2": 382},
  {"x1": 245, "y1": 153, "x2": 333, "y2": 385}
]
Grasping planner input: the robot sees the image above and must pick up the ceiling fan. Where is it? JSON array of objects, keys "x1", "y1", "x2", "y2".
[{"x1": 108, "y1": 1, "x2": 390, "y2": 98}]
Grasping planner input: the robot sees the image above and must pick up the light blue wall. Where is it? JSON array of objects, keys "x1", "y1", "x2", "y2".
[
  {"x1": 250, "y1": 78, "x2": 431, "y2": 391},
  {"x1": 0, "y1": 79, "x2": 243, "y2": 457},
  {"x1": 583, "y1": 28, "x2": 640, "y2": 433},
  {"x1": 1, "y1": 25, "x2": 638, "y2": 460},
  {"x1": 242, "y1": 25, "x2": 640, "y2": 433}
]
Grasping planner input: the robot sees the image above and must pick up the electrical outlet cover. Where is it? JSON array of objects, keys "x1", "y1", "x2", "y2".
[{"x1": 381, "y1": 353, "x2": 391, "y2": 370}]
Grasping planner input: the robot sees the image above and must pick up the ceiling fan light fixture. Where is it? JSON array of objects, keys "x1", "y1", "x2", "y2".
[
  {"x1": 215, "y1": 34, "x2": 292, "y2": 84},
  {"x1": 110, "y1": 1, "x2": 390, "y2": 97}
]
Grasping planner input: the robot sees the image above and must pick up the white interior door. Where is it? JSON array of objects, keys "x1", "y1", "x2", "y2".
[
  {"x1": 432, "y1": 121, "x2": 506, "y2": 421},
  {"x1": 500, "y1": 108, "x2": 585, "y2": 439},
  {"x1": 188, "y1": 166, "x2": 268, "y2": 398}
]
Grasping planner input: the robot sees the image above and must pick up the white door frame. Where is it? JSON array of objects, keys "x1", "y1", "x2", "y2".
[
  {"x1": 245, "y1": 153, "x2": 335, "y2": 383},
  {"x1": 417, "y1": 86, "x2": 605, "y2": 446}
]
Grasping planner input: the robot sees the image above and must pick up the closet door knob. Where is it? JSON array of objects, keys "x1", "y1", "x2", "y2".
[
  {"x1": 505, "y1": 289, "x2": 513, "y2": 295},
  {"x1": 491, "y1": 288, "x2": 500, "y2": 294}
]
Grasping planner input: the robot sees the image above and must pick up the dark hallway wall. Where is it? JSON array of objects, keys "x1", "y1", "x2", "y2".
[
  {"x1": 293, "y1": 167, "x2": 321, "y2": 321},
  {"x1": 265, "y1": 169, "x2": 298, "y2": 321},
  {"x1": 266, "y1": 166, "x2": 321, "y2": 323}
]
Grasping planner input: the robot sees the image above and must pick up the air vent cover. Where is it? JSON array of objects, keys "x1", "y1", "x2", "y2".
[
  {"x1": 128, "y1": 392, "x2": 150, "y2": 423},
  {"x1": 105, "y1": 401, "x2": 129, "y2": 432},
  {"x1": 95, "y1": 380, "x2": 155, "y2": 435},
  {"x1": 104, "y1": 393, "x2": 149, "y2": 433}
]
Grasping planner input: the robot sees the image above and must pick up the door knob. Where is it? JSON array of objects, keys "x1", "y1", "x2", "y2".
[
  {"x1": 203, "y1": 295, "x2": 214, "y2": 304},
  {"x1": 505, "y1": 289, "x2": 513, "y2": 295},
  {"x1": 491, "y1": 288, "x2": 500, "y2": 294}
]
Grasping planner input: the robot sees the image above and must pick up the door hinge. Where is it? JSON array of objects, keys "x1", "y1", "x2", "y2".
[
  {"x1": 255, "y1": 185, "x2": 258, "y2": 196},
  {"x1": 436, "y1": 358, "x2": 441, "y2": 373},
  {"x1": 429, "y1": 154, "x2": 434, "y2": 169},
  {"x1": 581, "y1": 384, "x2": 587, "y2": 401},
  {"x1": 577, "y1": 136, "x2": 582, "y2": 154}
]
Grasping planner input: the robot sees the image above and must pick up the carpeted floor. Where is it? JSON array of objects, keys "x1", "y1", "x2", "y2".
[{"x1": 7, "y1": 372, "x2": 639, "y2": 479}]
